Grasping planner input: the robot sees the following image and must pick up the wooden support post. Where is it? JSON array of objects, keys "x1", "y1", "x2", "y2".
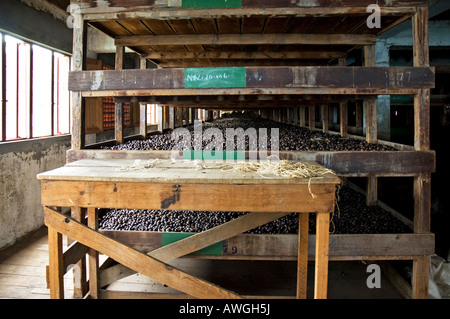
[
  {"x1": 411, "y1": 6, "x2": 431, "y2": 300},
  {"x1": 169, "y1": 107, "x2": 175, "y2": 129},
  {"x1": 48, "y1": 228, "x2": 64, "y2": 299},
  {"x1": 364, "y1": 45, "x2": 378, "y2": 206},
  {"x1": 115, "y1": 46, "x2": 125, "y2": 71},
  {"x1": 140, "y1": 57, "x2": 147, "y2": 70},
  {"x1": 114, "y1": 102, "x2": 123, "y2": 144},
  {"x1": 71, "y1": 15, "x2": 86, "y2": 150},
  {"x1": 293, "y1": 107, "x2": 299, "y2": 126},
  {"x1": 299, "y1": 106, "x2": 306, "y2": 127},
  {"x1": 88, "y1": 207, "x2": 99, "y2": 299},
  {"x1": 309, "y1": 106, "x2": 316, "y2": 130},
  {"x1": 322, "y1": 105, "x2": 329, "y2": 134},
  {"x1": 338, "y1": 58, "x2": 348, "y2": 138},
  {"x1": 339, "y1": 101, "x2": 348, "y2": 138},
  {"x1": 140, "y1": 103, "x2": 147, "y2": 138},
  {"x1": 297, "y1": 213, "x2": 309, "y2": 299},
  {"x1": 157, "y1": 105, "x2": 163, "y2": 133},
  {"x1": 366, "y1": 176, "x2": 378, "y2": 206},
  {"x1": 164, "y1": 106, "x2": 170, "y2": 129},
  {"x1": 314, "y1": 212, "x2": 330, "y2": 299}
]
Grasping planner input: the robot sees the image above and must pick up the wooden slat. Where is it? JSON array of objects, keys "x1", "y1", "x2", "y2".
[{"x1": 44, "y1": 208, "x2": 242, "y2": 299}]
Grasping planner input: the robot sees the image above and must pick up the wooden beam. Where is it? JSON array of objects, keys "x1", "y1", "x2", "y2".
[
  {"x1": 80, "y1": 6, "x2": 420, "y2": 22},
  {"x1": 115, "y1": 45, "x2": 125, "y2": 71},
  {"x1": 71, "y1": 16, "x2": 87, "y2": 150},
  {"x1": 87, "y1": 207, "x2": 99, "y2": 299},
  {"x1": 114, "y1": 102, "x2": 123, "y2": 144},
  {"x1": 142, "y1": 51, "x2": 346, "y2": 60},
  {"x1": 116, "y1": 33, "x2": 376, "y2": 47},
  {"x1": 77, "y1": 0, "x2": 427, "y2": 9},
  {"x1": 44, "y1": 208, "x2": 242, "y2": 299},
  {"x1": 69, "y1": 67, "x2": 435, "y2": 93},
  {"x1": 40, "y1": 180, "x2": 337, "y2": 213},
  {"x1": 101, "y1": 212, "x2": 292, "y2": 286},
  {"x1": 314, "y1": 212, "x2": 330, "y2": 299},
  {"x1": 411, "y1": 6, "x2": 432, "y2": 300},
  {"x1": 139, "y1": 103, "x2": 147, "y2": 138},
  {"x1": 48, "y1": 228, "x2": 64, "y2": 299},
  {"x1": 297, "y1": 213, "x2": 309, "y2": 299},
  {"x1": 100, "y1": 230, "x2": 435, "y2": 260}
]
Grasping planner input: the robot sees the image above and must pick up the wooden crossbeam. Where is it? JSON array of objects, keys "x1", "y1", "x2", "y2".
[
  {"x1": 116, "y1": 33, "x2": 376, "y2": 47},
  {"x1": 44, "y1": 207, "x2": 242, "y2": 299},
  {"x1": 142, "y1": 51, "x2": 345, "y2": 60},
  {"x1": 100, "y1": 212, "x2": 291, "y2": 287},
  {"x1": 69, "y1": 67, "x2": 435, "y2": 94}
]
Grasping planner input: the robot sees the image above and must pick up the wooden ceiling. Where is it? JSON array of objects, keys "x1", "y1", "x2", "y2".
[{"x1": 89, "y1": 13, "x2": 410, "y2": 68}]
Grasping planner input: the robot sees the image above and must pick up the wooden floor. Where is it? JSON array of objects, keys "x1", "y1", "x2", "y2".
[
  {"x1": 0, "y1": 226, "x2": 405, "y2": 299},
  {"x1": 0, "y1": 227, "x2": 73, "y2": 299}
]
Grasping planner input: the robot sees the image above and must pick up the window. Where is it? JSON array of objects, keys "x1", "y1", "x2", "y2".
[{"x1": 0, "y1": 32, "x2": 71, "y2": 142}]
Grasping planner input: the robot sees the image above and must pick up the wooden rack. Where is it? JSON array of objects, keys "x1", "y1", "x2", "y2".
[{"x1": 44, "y1": 0, "x2": 435, "y2": 299}]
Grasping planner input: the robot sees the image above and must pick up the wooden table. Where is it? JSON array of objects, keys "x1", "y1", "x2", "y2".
[{"x1": 38, "y1": 159, "x2": 340, "y2": 299}]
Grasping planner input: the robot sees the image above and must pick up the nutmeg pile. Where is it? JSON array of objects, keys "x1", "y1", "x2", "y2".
[
  {"x1": 106, "y1": 112, "x2": 395, "y2": 152},
  {"x1": 99, "y1": 186, "x2": 411, "y2": 234},
  {"x1": 99, "y1": 113, "x2": 407, "y2": 234}
]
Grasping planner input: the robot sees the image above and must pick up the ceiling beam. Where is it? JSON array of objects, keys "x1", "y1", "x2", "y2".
[
  {"x1": 116, "y1": 33, "x2": 376, "y2": 47},
  {"x1": 141, "y1": 51, "x2": 345, "y2": 60}
]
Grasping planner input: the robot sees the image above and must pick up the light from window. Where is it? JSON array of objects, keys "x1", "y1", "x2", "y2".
[{"x1": 0, "y1": 32, "x2": 71, "y2": 142}]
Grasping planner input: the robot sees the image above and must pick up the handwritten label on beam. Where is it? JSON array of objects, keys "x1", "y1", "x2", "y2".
[
  {"x1": 184, "y1": 67, "x2": 246, "y2": 89},
  {"x1": 182, "y1": 0, "x2": 242, "y2": 9}
]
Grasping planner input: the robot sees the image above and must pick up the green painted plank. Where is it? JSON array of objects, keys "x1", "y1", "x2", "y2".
[
  {"x1": 183, "y1": 150, "x2": 245, "y2": 161},
  {"x1": 184, "y1": 67, "x2": 247, "y2": 89},
  {"x1": 162, "y1": 233, "x2": 223, "y2": 255},
  {"x1": 182, "y1": 0, "x2": 242, "y2": 9}
]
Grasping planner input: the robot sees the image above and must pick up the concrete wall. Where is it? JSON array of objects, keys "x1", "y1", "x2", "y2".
[{"x1": 0, "y1": 136, "x2": 71, "y2": 249}]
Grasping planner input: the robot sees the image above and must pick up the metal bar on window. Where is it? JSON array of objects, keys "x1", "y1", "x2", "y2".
[
  {"x1": 1, "y1": 33, "x2": 6, "y2": 142},
  {"x1": 51, "y1": 51, "x2": 55, "y2": 136},
  {"x1": 29, "y1": 44, "x2": 33, "y2": 138}
]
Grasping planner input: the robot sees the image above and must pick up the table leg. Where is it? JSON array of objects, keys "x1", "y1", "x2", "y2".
[
  {"x1": 296, "y1": 213, "x2": 309, "y2": 299},
  {"x1": 87, "y1": 207, "x2": 100, "y2": 298},
  {"x1": 314, "y1": 212, "x2": 330, "y2": 299},
  {"x1": 48, "y1": 227, "x2": 64, "y2": 299},
  {"x1": 71, "y1": 207, "x2": 88, "y2": 298}
]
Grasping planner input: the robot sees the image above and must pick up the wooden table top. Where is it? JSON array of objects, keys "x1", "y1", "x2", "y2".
[{"x1": 38, "y1": 159, "x2": 340, "y2": 186}]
